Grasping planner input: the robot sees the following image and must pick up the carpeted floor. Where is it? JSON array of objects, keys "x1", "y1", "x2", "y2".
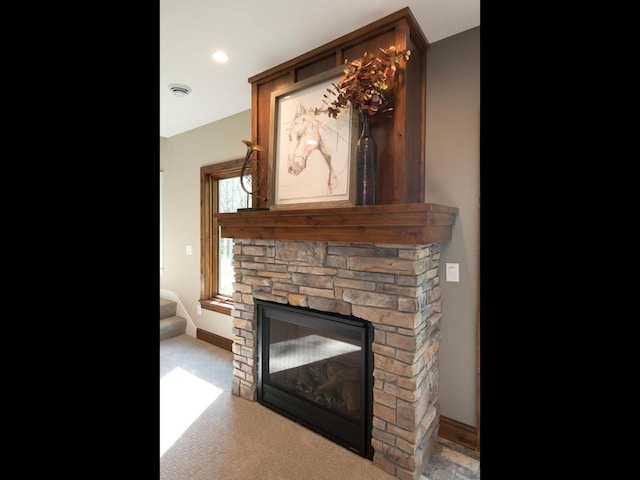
[{"x1": 160, "y1": 334, "x2": 479, "y2": 480}]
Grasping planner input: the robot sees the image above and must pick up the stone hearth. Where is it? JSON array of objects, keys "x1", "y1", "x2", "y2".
[{"x1": 230, "y1": 239, "x2": 442, "y2": 480}]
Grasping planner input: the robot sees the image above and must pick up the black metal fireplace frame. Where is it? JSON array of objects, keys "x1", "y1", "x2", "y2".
[{"x1": 256, "y1": 300, "x2": 373, "y2": 459}]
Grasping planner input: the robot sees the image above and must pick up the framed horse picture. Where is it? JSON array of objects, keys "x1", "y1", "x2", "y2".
[{"x1": 268, "y1": 66, "x2": 359, "y2": 210}]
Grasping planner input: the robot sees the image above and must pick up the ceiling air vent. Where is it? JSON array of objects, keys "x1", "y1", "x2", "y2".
[{"x1": 168, "y1": 83, "x2": 192, "y2": 97}]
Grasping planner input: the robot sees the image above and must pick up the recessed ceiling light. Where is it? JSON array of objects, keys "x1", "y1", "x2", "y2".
[
  {"x1": 168, "y1": 83, "x2": 192, "y2": 97},
  {"x1": 212, "y1": 50, "x2": 229, "y2": 63}
]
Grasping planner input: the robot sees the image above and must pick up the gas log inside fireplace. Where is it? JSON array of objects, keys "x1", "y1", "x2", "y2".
[{"x1": 256, "y1": 300, "x2": 373, "y2": 458}]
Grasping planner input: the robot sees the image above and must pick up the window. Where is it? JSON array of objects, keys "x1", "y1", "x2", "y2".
[{"x1": 200, "y1": 158, "x2": 249, "y2": 314}]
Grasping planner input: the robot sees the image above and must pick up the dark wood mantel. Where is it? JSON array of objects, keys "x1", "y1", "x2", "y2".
[{"x1": 216, "y1": 203, "x2": 458, "y2": 244}]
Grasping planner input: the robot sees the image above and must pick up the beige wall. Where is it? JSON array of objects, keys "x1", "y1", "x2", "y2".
[
  {"x1": 160, "y1": 26, "x2": 480, "y2": 428},
  {"x1": 160, "y1": 110, "x2": 252, "y2": 340},
  {"x1": 425, "y1": 27, "x2": 480, "y2": 427}
]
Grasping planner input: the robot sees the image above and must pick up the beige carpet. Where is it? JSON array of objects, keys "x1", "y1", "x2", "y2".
[{"x1": 160, "y1": 334, "x2": 398, "y2": 480}]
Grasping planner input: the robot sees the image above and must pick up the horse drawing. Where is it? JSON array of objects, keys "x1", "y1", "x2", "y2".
[{"x1": 286, "y1": 104, "x2": 340, "y2": 194}]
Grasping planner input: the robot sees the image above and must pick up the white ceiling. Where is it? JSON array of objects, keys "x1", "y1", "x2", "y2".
[{"x1": 160, "y1": 0, "x2": 480, "y2": 138}]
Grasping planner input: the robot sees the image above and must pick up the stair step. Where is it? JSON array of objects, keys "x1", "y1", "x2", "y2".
[
  {"x1": 160, "y1": 298, "x2": 177, "y2": 319},
  {"x1": 160, "y1": 316, "x2": 187, "y2": 340}
]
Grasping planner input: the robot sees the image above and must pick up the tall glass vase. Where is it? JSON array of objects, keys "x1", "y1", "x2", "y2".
[{"x1": 355, "y1": 110, "x2": 377, "y2": 205}]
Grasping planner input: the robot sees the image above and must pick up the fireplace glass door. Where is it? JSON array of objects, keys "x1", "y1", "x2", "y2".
[{"x1": 256, "y1": 300, "x2": 373, "y2": 458}]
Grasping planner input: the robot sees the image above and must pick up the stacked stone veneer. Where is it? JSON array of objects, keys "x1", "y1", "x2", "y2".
[{"x1": 230, "y1": 239, "x2": 442, "y2": 480}]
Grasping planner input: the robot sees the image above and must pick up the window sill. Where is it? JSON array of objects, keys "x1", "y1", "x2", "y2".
[{"x1": 200, "y1": 298, "x2": 233, "y2": 316}]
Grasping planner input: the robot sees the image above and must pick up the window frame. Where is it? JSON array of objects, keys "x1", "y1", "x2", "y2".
[{"x1": 200, "y1": 158, "x2": 245, "y2": 315}]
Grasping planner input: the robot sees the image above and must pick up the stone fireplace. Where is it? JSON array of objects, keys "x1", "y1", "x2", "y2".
[{"x1": 229, "y1": 238, "x2": 444, "y2": 480}]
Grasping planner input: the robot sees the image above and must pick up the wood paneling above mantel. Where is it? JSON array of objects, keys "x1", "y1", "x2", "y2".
[
  {"x1": 219, "y1": 9, "x2": 456, "y2": 246},
  {"x1": 216, "y1": 203, "x2": 458, "y2": 244},
  {"x1": 247, "y1": 8, "x2": 429, "y2": 210}
]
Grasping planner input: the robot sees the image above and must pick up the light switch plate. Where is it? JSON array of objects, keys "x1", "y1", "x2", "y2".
[{"x1": 445, "y1": 263, "x2": 459, "y2": 282}]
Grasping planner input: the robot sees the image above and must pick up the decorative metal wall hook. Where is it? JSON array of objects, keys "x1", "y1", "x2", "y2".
[{"x1": 237, "y1": 139, "x2": 269, "y2": 211}]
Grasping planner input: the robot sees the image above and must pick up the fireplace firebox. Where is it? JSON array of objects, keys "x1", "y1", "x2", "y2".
[{"x1": 256, "y1": 300, "x2": 373, "y2": 459}]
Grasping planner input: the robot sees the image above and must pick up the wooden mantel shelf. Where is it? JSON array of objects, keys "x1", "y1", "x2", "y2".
[{"x1": 216, "y1": 203, "x2": 458, "y2": 245}]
